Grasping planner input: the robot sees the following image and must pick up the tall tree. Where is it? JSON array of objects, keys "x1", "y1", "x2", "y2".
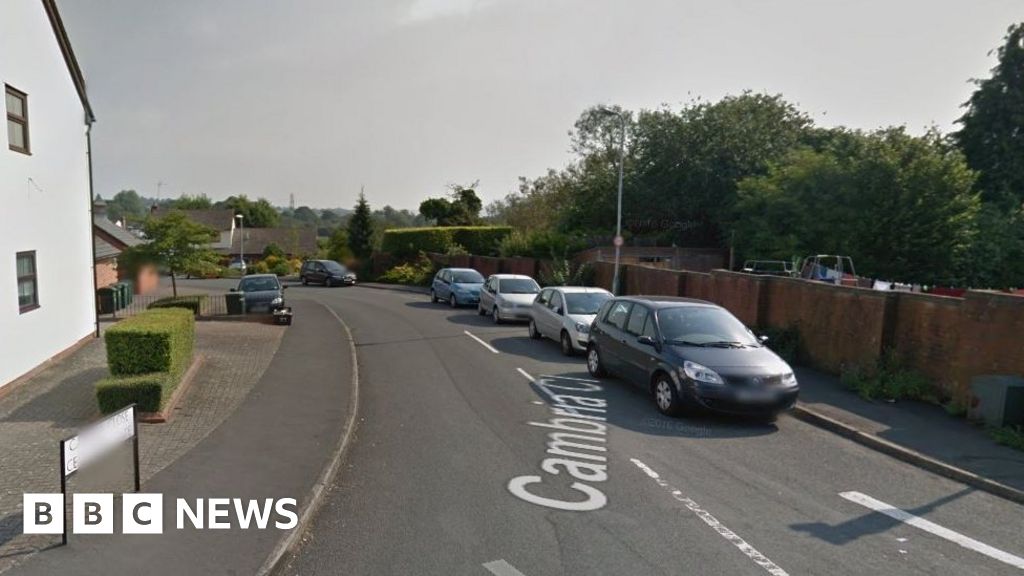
[
  {"x1": 955, "y1": 23, "x2": 1024, "y2": 207},
  {"x1": 106, "y1": 189, "x2": 146, "y2": 224},
  {"x1": 216, "y1": 195, "x2": 280, "y2": 227},
  {"x1": 173, "y1": 193, "x2": 213, "y2": 210},
  {"x1": 347, "y1": 193, "x2": 375, "y2": 259},
  {"x1": 418, "y1": 183, "x2": 483, "y2": 226},
  {"x1": 123, "y1": 211, "x2": 217, "y2": 297}
]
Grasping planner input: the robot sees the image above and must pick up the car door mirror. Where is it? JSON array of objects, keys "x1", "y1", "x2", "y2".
[
  {"x1": 759, "y1": 335, "x2": 769, "y2": 344},
  {"x1": 637, "y1": 335, "x2": 657, "y2": 347},
  {"x1": 281, "y1": 285, "x2": 288, "y2": 290},
  {"x1": 229, "y1": 288, "x2": 237, "y2": 292},
  {"x1": 555, "y1": 306, "x2": 564, "y2": 315}
]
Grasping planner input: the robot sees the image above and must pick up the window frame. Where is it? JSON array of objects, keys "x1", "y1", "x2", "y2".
[
  {"x1": 16, "y1": 251, "x2": 39, "y2": 313},
  {"x1": 603, "y1": 301, "x2": 633, "y2": 330},
  {"x1": 6, "y1": 85, "x2": 30, "y2": 155},
  {"x1": 625, "y1": 305, "x2": 650, "y2": 336}
]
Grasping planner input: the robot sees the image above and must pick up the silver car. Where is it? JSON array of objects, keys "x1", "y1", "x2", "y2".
[
  {"x1": 478, "y1": 274, "x2": 541, "y2": 323},
  {"x1": 528, "y1": 286, "x2": 613, "y2": 356}
]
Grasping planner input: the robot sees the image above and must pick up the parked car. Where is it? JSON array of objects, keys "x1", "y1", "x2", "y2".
[
  {"x1": 586, "y1": 296, "x2": 798, "y2": 419},
  {"x1": 431, "y1": 268, "x2": 485, "y2": 308},
  {"x1": 300, "y1": 259, "x2": 357, "y2": 287},
  {"x1": 233, "y1": 274, "x2": 287, "y2": 313},
  {"x1": 228, "y1": 258, "x2": 247, "y2": 271},
  {"x1": 528, "y1": 287, "x2": 613, "y2": 356},
  {"x1": 478, "y1": 274, "x2": 541, "y2": 323}
]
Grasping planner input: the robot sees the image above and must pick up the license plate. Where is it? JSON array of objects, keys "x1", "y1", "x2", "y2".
[{"x1": 736, "y1": 389, "x2": 776, "y2": 402}]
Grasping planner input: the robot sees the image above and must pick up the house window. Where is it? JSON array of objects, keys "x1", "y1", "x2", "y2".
[
  {"x1": 16, "y1": 251, "x2": 39, "y2": 313},
  {"x1": 6, "y1": 86, "x2": 30, "y2": 154}
]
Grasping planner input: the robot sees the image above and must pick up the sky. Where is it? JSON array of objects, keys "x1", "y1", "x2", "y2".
[{"x1": 58, "y1": 0, "x2": 1022, "y2": 211}]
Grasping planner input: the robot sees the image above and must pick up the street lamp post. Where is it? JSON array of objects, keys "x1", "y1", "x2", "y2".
[
  {"x1": 597, "y1": 107, "x2": 628, "y2": 295},
  {"x1": 235, "y1": 214, "x2": 245, "y2": 271}
]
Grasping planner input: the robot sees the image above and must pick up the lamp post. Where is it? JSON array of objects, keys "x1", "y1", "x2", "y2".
[
  {"x1": 235, "y1": 214, "x2": 245, "y2": 271},
  {"x1": 596, "y1": 107, "x2": 627, "y2": 295}
]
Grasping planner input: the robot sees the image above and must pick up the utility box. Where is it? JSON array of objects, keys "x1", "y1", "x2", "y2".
[
  {"x1": 969, "y1": 375, "x2": 1024, "y2": 427},
  {"x1": 225, "y1": 291, "x2": 246, "y2": 315}
]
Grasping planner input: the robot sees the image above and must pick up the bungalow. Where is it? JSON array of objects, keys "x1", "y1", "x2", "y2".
[
  {"x1": 93, "y1": 199, "x2": 159, "y2": 294},
  {"x1": 150, "y1": 207, "x2": 236, "y2": 252},
  {"x1": 1, "y1": 0, "x2": 97, "y2": 388}
]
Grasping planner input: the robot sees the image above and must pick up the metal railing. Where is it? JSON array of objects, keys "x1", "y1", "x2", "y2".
[{"x1": 97, "y1": 292, "x2": 231, "y2": 319}]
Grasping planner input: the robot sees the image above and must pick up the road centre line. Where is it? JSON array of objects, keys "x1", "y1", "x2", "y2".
[
  {"x1": 465, "y1": 330, "x2": 500, "y2": 354},
  {"x1": 630, "y1": 458, "x2": 790, "y2": 576},
  {"x1": 840, "y1": 491, "x2": 1024, "y2": 570},
  {"x1": 483, "y1": 559, "x2": 528, "y2": 576}
]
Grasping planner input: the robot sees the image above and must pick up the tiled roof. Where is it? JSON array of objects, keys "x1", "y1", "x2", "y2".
[
  {"x1": 94, "y1": 236, "x2": 119, "y2": 261},
  {"x1": 94, "y1": 216, "x2": 142, "y2": 248},
  {"x1": 224, "y1": 227, "x2": 319, "y2": 257}
]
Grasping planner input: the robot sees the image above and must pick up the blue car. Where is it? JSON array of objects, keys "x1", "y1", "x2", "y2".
[{"x1": 431, "y1": 268, "x2": 484, "y2": 308}]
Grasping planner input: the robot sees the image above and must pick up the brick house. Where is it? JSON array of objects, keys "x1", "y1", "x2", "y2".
[{"x1": 93, "y1": 199, "x2": 158, "y2": 294}]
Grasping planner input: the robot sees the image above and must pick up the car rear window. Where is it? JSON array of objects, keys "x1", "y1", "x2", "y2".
[
  {"x1": 452, "y1": 270, "x2": 484, "y2": 283},
  {"x1": 565, "y1": 292, "x2": 612, "y2": 315},
  {"x1": 239, "y1": 277, "x2": 280, "y2": 292}
]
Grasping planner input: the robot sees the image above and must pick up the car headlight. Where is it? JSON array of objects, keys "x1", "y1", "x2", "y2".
[
  {"x1": 681, "y1": 361, "x2": 724, "y2": 385},
  {"x1": 781, "y1": 372, "x2": 798, "y2": 388},
  {"x1": 271, "y1": 297, "x2": 283, "y2": 305},
  {"x1": 574, "y1": 322, "x2": 590, "y2": 334}
]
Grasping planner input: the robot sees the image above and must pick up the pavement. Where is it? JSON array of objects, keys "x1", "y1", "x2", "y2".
[
  {"x1": 2, "y1": 299, "x2": 354, "y2": 576},
  {"x1": 265, "y1": 284, "x2": 1024, "y2": 576},
  {"x1": 795, "y1": 368, "x2": 1024, "y2": 494}
]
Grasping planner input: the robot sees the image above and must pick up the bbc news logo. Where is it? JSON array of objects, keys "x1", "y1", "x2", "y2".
[{"x1": 24, "y1": 494, "x2": 298, "y2": 534}]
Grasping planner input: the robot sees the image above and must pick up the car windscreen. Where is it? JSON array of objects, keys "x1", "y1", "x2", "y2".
[
  {"x1": 323, "y1": 261, "x2": 347, "y2": 273},
  {"x1": 499, "y1": 279, "x2": 539, "y2": 294},
  {"x1": 239, "y1": 277, "x2": 280, "y2": 292},
  {"x1": 565, "y1": 292, "x2": 612, "y2": 315},
  {"x1": 452, "y1": 271, "x2": 484, "y2": 283},
  {"x1": 656, "y1": 306, "x2": 759, "y2": 346}
]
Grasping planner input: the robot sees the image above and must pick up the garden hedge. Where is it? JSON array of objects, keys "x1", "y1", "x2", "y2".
[
  {"x1": 147, "y1": 295, "x2": 207, "y2": 315},
  {"x1": 380, "y1": 226, "x2": 512, "y2": 259},
  {"x1": 96, "y1": 308, "x2": 195, "y2": 414}
]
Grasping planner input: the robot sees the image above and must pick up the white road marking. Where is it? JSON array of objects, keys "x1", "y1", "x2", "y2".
[
  {"x1": 539, "y1": 374, "x2": 600, "y2": 383},
  {"x1": 465, "y1": 330, "x2": 500, "y2": 354},
  {"x1": 516, "y1": 368, "x2": 582, "y2": 417},
  {"x1": 630, "y1": 458, "x2": 790, "y2": 576},
  {"x1": 516, "y1": 368, "x2": 535, "y2": 382},
  {"x1": 840, "y1": 491, "x2": 1024, "y2": 570},
  {"x1": 483, "y1": 559, "x2": 528, "y2": 576}
]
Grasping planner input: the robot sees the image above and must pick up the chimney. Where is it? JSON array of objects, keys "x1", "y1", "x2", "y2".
[{"x1": 93, "y1": 197, "x2": 107, "y2": 216}]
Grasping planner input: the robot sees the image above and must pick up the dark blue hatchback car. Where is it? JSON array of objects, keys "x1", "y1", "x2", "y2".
[{"x1": 586, "y1": 296, "x2": 799, "y2": 419}]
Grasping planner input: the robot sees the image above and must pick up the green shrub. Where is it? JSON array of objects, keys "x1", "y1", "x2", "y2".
[
  {"x1": 446, "y1": 243, "x2": 470, "y2": 256},
  {"x1": 758, "y1": 325, "x2": 800, "y2": 363},
  {"x1": 270, "y1": 261, "x2": 291, "y2": 276},
  {"x1": 539, "y1": 260, "x2": 594, "y2": 287},
  {"x1": 262, "y1": 242, "x2": 284, "y2": 259},
  {"x1": 98, "y1": 308, "x2": 195, "y2": 414},
  {"x1": 96, "y1": 373, "x2": 168, "y2": 413},
  {"x1": 380, "y1": 226, "x2": 512, "y2": 258},
  {"x1": 840, "y1": 350, "x2": 932, "y2": 402},
  {"x1": 988, "y1": 425, "x2": 1024, "y2": 452},
  {"x1": 105, "y1": 309, "x2": 195, "y2": 376},
  {"x1": 498, "y1": 229, "x2": 586, "y2": 259},
  {"x1": 147, "y1": 295, "x2": 207, "y2": 315},
  {"x1": 378, "y1": 253, "x2": 437, "y2": 286},
  {"x1": 221, "y1": 268, "x2": 243, "y2": 279}
]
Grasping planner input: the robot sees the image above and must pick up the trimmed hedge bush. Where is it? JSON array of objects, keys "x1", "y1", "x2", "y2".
[
  {"x1": 96, "y1": 373, "x2": 168, "y2": 413},
  {"x1": 97, "y1": 308, "x2": 195, "y2": 414},
  {"x1": 380, "y1": 226, "x2": 512, "y2": 258},
  {"x1": 147, "y1": 295, "x2": 207, "y2": 315}
]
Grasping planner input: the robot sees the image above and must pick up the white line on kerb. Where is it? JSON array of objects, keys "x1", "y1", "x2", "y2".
[
  {"x1": 630, "y1": 458, "x2": 790, "y2": 576},
  {"x1": 840, "y1": 491, "x2": 1024, "y2": 570},
  {"x1": 483, "y1": 559, "x2": 528, "y2": 576},
  {"x1": 465, "y1": 330, "x2": 500, "y2": 354},
  {"x1": 516, "y1": 368, "x2": 535, "y2": 382}
]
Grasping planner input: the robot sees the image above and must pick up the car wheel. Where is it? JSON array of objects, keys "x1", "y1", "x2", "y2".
[
  {"x1": 430, "y1": 289, "x2": 437, "y2": 303},
  {"x1": 449, "y1": 294, "x2": 458, "y2": 308},
  {"x1": 324, "y1": 278, "x2": 333, "y2": 287},
  {"x1": 560, "y1": 331, "x2": 574, "y2": 356},
  {"x1": 586, "y1": 345, "x2": 607, "y2": 378},
  {"x1": 653, "y1": 373, "x2": 683, "y2": 416},
  {"x1": 492, "y1": 307, "x2": 502, "y2": 324},
  {"x1": 528, "y1": 320, "x2": 541, "y2": 340},
  {"x1": 301, "y1": 277, "x2": 308, "y2": 286}
]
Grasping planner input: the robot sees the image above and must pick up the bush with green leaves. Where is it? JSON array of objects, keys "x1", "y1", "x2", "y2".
[
  {"x1": 988, "y1": 425, "x2": 1024, "y2": 452},
  {"x1": 539, "y1": 260, "x2": 594, "y2": 287},
  {"x1": 380, "y1": 226, "x2": 512, "y2": 259},
  {"x1": 147, "y1": 295, "x2": 208, "y2": 315},
  {"x1": 378, "y1": 253, "x2": 437, "y2": 286},
  {"x1": 498, "y1": 229, "x2": 586, "y2": 259},
  {"x1": 96, "y1": 308, "x2": 195, "y2": 414},
  {"x1": 840, "y1": 350, "x2": 932, "y2": 402}
]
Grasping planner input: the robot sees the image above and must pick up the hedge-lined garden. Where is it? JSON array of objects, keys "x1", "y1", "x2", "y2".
[
  {"x1": 380, "y1": 226, "x2": 512, "y2": 259},
  {"x1": 96, "y1": 308, "x2": 196, "y2": 414}
]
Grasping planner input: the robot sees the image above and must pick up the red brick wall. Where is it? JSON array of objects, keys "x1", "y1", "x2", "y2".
[
  {"x1": 950, "y1": 291, "x2": 1024, "y2": 400},
  {"x1": 624, "y1": 265, "x2": 684, "y2": 297},
  {"x1": 471, "y1": 256, "x2": 501, "y2": 277},
  {"x1": 709, "y1": 270, "x2": 764, "y2": 326},
  {"x1": 500, "y1": 257, "x2": 538, "y2": 276},
  {"x1": 95, "y1": 259, "x2": 118, "y2": 288},
  {"x1": 889, "y1": 293, "x2": 962, "y2": 397}
]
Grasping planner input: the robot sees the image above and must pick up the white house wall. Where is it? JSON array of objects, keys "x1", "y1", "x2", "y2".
[{"x1": 0, "y1": 0, "x2": 95, "y2": 387}]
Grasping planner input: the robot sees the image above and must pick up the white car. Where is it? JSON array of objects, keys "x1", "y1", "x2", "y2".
[
  {"x1": 528, "y1": 286, "x2": 614, "y2": 356},
  {"x1": 478, "y1": 274, "x2": 541, "y2": 323}
]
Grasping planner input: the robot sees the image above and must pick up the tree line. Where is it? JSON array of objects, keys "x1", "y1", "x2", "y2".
[{"x1": 485, "y1": 24, "x2": 1024, "y2": 288}]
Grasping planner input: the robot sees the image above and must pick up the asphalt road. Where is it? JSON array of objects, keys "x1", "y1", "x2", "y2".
[{"x1": 201, "y1": 281, "x2": 1024, "y2": 576}]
